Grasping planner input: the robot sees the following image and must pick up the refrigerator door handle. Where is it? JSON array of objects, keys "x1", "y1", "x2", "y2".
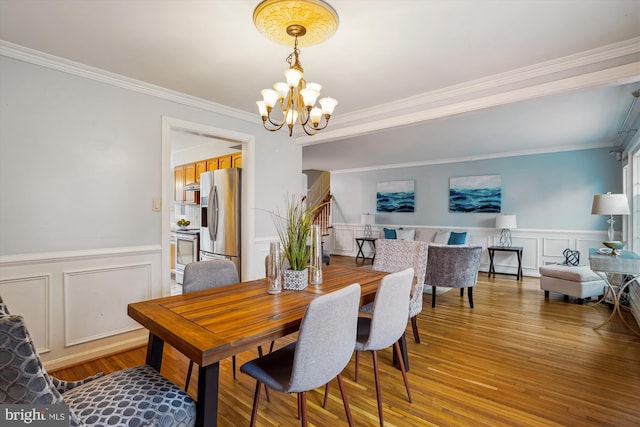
[{"x1": 211, "y1": 185, "x2": 219, "y2": 241}]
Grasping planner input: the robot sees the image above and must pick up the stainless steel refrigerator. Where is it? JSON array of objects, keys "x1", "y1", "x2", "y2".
[{"x1": 200, "y1": 168, "x2": 241, "y2": 277}]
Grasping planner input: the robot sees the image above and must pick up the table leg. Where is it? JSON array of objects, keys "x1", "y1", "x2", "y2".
[
  {"x1": 196, "y1": 362, "x2": 220, "y2": 427},
  {"x1": 516, "y1": 250, "x2": 523, "y2": 280},
  {"x1": 616, "y1": 278, "x2": 640, "y2": 337},
  {"x1": 392, "y1": 332, "x2": 409, "y2": 372},
  {"x1": 146, "y1": 333, "x2": 164, "y2": 372},
  {"x1": 355, "y1": 240, "x2": 365, "y2": 261},
  {"x1": 488, "y1": 249, "x2": 495, "y2": 278}
]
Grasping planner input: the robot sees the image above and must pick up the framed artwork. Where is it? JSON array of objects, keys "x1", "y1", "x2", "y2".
[
  {"x1": 449, "y1": 175, "x2": 501, "y2": 213},
  {"x1": 377, "y1": 180, "x2": 415, "y2": 212}
]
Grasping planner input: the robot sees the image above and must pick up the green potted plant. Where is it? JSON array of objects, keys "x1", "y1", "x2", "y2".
[{"x1": 270, "y1": 195, "x2": 328, "y2": 290}]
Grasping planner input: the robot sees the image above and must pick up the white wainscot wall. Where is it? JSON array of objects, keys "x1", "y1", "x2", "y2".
[
  {"x1": 330, "y1": 223, "x2": 607, "y2": 277},
  {"x1": 0, "y1": 246, "x2": 162, "y2": 370}
]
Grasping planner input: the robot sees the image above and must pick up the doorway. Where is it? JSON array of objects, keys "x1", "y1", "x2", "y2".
[{"x1": 161, "y1": 117, "x2": 255, "y2": 294}]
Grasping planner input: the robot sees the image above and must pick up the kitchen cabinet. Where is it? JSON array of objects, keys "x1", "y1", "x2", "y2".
[
  {"x1": 206, "y1": 158, "x2": 219, "y2": 171},
  {"x1": 173, "y1": 152, "x2": 241, "y2": 203},
  {"x1": 184, "y1": 164, "x2": 196, "y2": 203},
  {"x1": 218, "y1": 155, "x2": 232, "y2": 169},
  {"x1": 174, "y1": 166, "x2": 185, "y2": 202},
  {"x1": 195, "y1": 161, "x2": 207, "y2": 182},
  {"x1": 232, "y1": 152, "x2": 242, "y2": 168},
  {"x1": 170, "y1": 233, "x2": 176, "y2": 271}
]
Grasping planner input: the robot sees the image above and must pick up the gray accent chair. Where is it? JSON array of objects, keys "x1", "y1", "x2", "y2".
[
  {"x1": 360, "y1": 239, "x2": 429, "y2": 343},
  {"x1": 0, "y1": 296, "x2": 196, "y2": 427},
  {"x1": 425, "y1": 245, "x2": 483, "y2": 308},
  {"x1": 240, "y1": 283, "x2": 361, "y2": 427},
  {"x1": 182, "y1": 259, "x2": 239, "y2": 392},
  {"x1": 353, "y1": 268, "x2": 414, "y2": 427}
]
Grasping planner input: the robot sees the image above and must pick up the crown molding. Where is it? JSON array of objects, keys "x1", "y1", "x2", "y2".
[
  {"x1": 297, "y1": 37, "x2": 640, "y2": 145},
  {"x1": 297, "y1": 61, "x2": 640, "y2": 146},
  {"x1": 329, "y1": 142, "x2": 612, "y2": 175},
  {"x1": 0, "y1": 41, "x2": 260, "y2": 125}
]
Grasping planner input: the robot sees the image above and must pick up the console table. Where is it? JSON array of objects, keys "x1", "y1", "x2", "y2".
[
  {"x1": 488, "y1": 246, "x2": 523, "y2": 280},
  {"x1": 355, "y1": 237, "x2": 377, "y2": 263},
  {"x1": 588, "y1": 248, "x2": 640, "y2": 337}
]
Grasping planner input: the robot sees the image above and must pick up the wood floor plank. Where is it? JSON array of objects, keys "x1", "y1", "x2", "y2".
[{"x1": 51, "y1": 256, "x2": 640, "y2": 426}]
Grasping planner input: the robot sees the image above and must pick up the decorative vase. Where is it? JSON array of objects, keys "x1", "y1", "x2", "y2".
[
  {"x1": 267, "y1": 242, "x2": 283, "y2": 294},
  {"x1": 283, "y1": 268, "x2": 308, "y2": 291},
  {"x1": 309, "y1": 224, "x2": 323, "y2": 285}
]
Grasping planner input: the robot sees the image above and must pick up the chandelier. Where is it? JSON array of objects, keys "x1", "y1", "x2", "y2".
[{"x1": 253, "y1": 0, "x2": 339, "y2": 137}]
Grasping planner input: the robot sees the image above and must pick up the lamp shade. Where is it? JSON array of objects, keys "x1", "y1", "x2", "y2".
[
  {"x1": 591, "y1": 193, "x2": 630, "y2": 215},
  {"x1": 360, "y1": 214, "x2": 375, "y2": 225},
  {"x1": 496, "y1": 214, "x2": 517, "y2": 229}
]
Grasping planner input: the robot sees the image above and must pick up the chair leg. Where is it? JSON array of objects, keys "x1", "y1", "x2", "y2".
[
  {"x1": 411, "y1": 315, "x2": 420, "y2": 343},
  {"x1": 393, "y1": 341, "x2": 412, "y2": 403},
  {"x1": 354, "y1": 350, "x2": 360, "y2": 382},
  {"x1": 249, "y1": 381, "x2": 262, "y2": 427},
  {"x1": 468, "y1": 287, "x2": 474, "y2": 308},
  {"x1": 371, "y1": 350, "x2": 384, "y2": 427},
  {"x1": 185, "y1": 360, "x2": 194, "y2": 392},
  {"x1": 299, "y1": 391, "x2": 308, "y2": 426},
  {"x1": 337, "y1": 373, "x2": 354, "y2": 427},
  {"x1": 431, "y1": 286, "x2": 437, "y2": 308},
  {"x1": 232, "y1": 355, "x2": 236, "y2": 380},
  {"x1": 460, "y1": 288, "x2": 464, "y2": 297},
  {"x1": 322, "y1": 382, "x2": 330, "y2": 408},
  {"x1": 257, "y1": 345, "x2": 271, "y2": 402}
]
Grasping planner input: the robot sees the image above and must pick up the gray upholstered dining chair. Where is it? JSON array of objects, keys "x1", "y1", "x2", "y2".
[
  {"x1": 425, "y1": 245, "x2": 483, "y2": 308},
  {"x1": 240, "y1": 283, "x2": 361, "y2": 427},
  {"x1": 0, "y1": 296, "x2": 196, "y2": 426},
  {"x1": 182, "y1": 259, "x2": 239, "y2": 392},
  {"x1": 353, "y1": 268, "x2": 414, "y2": 427},
  {"x1": 360, "y1": 239, "x2": 429, "y2": 343}
]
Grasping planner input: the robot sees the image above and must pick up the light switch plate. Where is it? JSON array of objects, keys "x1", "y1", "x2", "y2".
[{"x1": 152, "y1": 198, "x2": 162, "y2": 211}]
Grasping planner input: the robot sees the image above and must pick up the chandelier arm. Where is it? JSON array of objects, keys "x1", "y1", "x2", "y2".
[{"x1": 263, "y1": 116, "x2": 287, "y2": 131}]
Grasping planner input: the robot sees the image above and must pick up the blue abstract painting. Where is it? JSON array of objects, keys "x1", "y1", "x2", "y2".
[
  {"x1": 449, "y1": 175, "x2": 501, "y2": 213},
  {"x1": 377, "y1": 180, "x2": 415, "y2": 212}
]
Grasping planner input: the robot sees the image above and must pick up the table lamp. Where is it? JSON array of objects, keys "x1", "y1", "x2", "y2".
[
  {"x1": 496, "y1": 214, "x2": 517, "y2": 247},
  {"x1": 361, "y1": 214, "x2": 375, "y2": 238},
  {"x1": 591, "y1": 192, "x2": 630, "y2": 253}
]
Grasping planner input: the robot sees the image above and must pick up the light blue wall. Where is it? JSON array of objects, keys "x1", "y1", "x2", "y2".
[{"x1": 331, "y1": 148, "x2": 622, "y2": 231}]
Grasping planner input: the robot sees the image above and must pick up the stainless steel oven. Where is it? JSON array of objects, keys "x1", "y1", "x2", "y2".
[{"x1": 175, "y1": 230, "x2": 199, "y2": 285}]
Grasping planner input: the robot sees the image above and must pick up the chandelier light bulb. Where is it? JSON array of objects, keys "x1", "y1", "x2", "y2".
[
  {"x1": 306, "y1": 82, "x2": 322, "y2": 92},
  {"x1": 310, "y1": 107, "x2": 322, "y2": 125},
  {"x1": 284, "y1": 68, "x2": 303, "y2": 88},
  {"x1": 300, "y1": 88, "x2": 320, "y2": 107},
  {"x1": 261, "y1": 89, "x2": 278, "y2": 108},
  {"x1": 256, "y1": 100, "x2": 268, "y2": 117},
  {"x1": 285, "y1": 108, "x2": 298, "y2": 125},
  {"x1": 273, "y1": 82, "x2": 289, "y2": 99},
  {"x1": 319, "y1": 97, "x2": 338, "y2": 115}
]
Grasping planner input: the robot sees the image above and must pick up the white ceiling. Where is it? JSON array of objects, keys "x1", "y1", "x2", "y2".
[{"x1": 1, "y1": 0, "x2": 639, "y2": 171}]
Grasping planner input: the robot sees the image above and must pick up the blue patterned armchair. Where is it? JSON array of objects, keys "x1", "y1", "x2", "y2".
[{"x1": 0, "y1": 296, "x2": 196, "y2": 427}]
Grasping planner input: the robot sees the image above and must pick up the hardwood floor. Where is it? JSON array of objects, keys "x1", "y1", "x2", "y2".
[{"x1": 51, "y1": 255, "x2": 640, "y2": 426}]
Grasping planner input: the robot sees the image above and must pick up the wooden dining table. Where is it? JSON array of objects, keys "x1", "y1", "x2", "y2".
[{"x1": 128, "y1": 264, "x2": 393, "y2": 427}]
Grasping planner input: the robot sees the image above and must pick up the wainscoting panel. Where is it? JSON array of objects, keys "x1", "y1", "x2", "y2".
[
  {"x1": 330, "y1": 223, "x2": 607, "y2": 278},
  {"x1": 63, "y1": 263, "x2": 152, "y2": 347},
  {"x1": 0, "y1": 274, "x2": 50, "y2": 353},
  {"x1": 0, "y1": 245, "x2": 161, "y2": 370}
]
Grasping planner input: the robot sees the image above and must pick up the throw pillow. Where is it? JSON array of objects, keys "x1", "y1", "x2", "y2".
[
  {"x1": 448, "y1": 231, "x2": 467, "y2": 245},
  {"x1": 383, "y1": 228, "x2": 397, "y2": 239},
  {"x1": 396, "y1": 228, "x2": 415, "y2": 241},
  {"x1": 433, "y1": 230, "x2": 451, "y2": 244}
]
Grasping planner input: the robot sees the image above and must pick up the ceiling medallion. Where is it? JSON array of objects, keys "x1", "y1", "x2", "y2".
[{"x1": 253, "y1": 0, "x2": 339, "y2": 47}]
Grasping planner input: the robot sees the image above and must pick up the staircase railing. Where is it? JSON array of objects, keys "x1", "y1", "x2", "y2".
[{"x1": 312, "y1": 193, "x2": 332, "y2": 236}]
